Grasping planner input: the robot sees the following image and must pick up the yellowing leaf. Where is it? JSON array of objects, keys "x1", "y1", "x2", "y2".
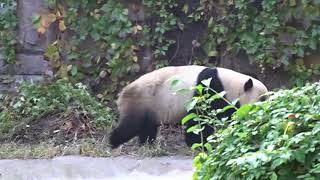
[
  {"x1": 182, "y1": 3, "x2": 189, "y2": 14},
  {"x1": 97, "y1": 94, "x2": 104, "y2": 99},
  {"x1": 47, "y1": 13, "x2": 57, "y2": 23},
  {"x1": 132, "y1": 56, "x2": 138, "y2": 62},
  {"x1": 41, "y1": 14, "x2": 56, "y2": 29},
  {"x1": 94, "y1": 9, "x2": 99, "y2": 13},
  {"x1": 208, "y1": 50, "x2": 218, "y2": 57},
  {"x1": 37, "y1": 26, "x2": 47, "y2": 34},
  {"x1": 40, "y1": 18, "x2": 50, "y2": 28},
  {"x1": 62, "y1": 121, "x2": 73, "y2": 130},
  {"x1": 133, "y1": 26, "x2": 138, "y2": 34},
  {"x1": 59, "y1": 20, "x2": 67, "y2": 32},
  {"x1": 131, "y1": 45, "x2": 139, "y2": 51},
  {"x1": 67, "y1": 64, "x2": 73, "y2": 71},
  {"x1": 111, "y1": 43, "x2": 117, "y2": 49},
  {"x1": 284, "y1": 121, "x2": 295, "y2": 136},
  {"x1": 136, "y1": 25, "x2": 142, "y2": 31},
  {"x1": 57, "y1": 4, "x2": 65, "y2": 14},
  {"x1": 56, "y1": 11, "x2": 62, "y2": 17},
  {"x1": 94, "y1": 14, "x2": 101, "y2": 19}
]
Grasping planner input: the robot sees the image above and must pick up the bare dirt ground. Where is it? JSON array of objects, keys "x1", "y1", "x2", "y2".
[
  {"x1": 0, "y1": 111, "x2": 193, "y2": 158},
  {"x1": 111, "y1": 125, "x2": 194, "y2": 157}
]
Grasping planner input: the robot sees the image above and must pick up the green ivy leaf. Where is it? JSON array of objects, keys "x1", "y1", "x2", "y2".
[
  {"x1": 235, "y1": 104, "x2": 253, "y2": 119},
  {"x1": 310, "y1": 163, "x2": 320, "y2": 173},
  {"x1": 193, "y1": 125, "x2": 205, "y2": 135},
  {"x1": 204, "y1": 143, "x2": 213, "y2": 153},
  {"x1": 170, "y1": 79, "x2": 182, "y2": 89},
  {"x1": 201, "y1": 78, "x2": 212, "y2": 87},
  {"x1": 293, "y1": 150, "x2": 305, "y2": 163},
  {"x1": 181, "y1": 113, "x2": 197, "y2": 125},
  {"x1": 271, "y1": 172, "x2": 278, "y2": 180},
  {"x1": 289, "y1": 0, "x2": 296, "y2": 6},
  {"x1": 71, "y1": 66, "x2": 78, "y2": 76},
  {"x1": 191, "y1": 143, "x2": 203, "y2": 151},
  {"x1": 31, "y1": 14, "x2": 41, "y2": 28},
  {"x1": 175, "y1": 88, "x2": 191, "y2": 95},
  {"x1": 186, "y1": 98, "x2": 198, "y2": 112},
  {"x1": 187, "y1": 124, "x2": 199, "y2": 133}
]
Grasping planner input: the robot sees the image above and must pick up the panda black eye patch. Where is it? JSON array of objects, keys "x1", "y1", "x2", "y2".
[{"x1": 259, "y1": 95, "x2": 267, "y2": 102}]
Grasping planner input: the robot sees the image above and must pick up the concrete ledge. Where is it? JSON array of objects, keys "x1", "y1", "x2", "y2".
[
  {"x1": 0, "y1": 156, "x2": 194, "y2": 180},
  {"x1": 0, "y1": 75, "x2": 44, "y2": 92}
]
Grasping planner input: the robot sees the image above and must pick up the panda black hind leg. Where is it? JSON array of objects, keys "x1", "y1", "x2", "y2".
[
  {"x1": 109, "y1": 114, "x2": 142, "y2": 149},
  {"x1": 138, "y1": 110, "x2": 159, "y2": 145},
  {"x1": 109, "y1": 108, "x2": 159, "y2": 148}
]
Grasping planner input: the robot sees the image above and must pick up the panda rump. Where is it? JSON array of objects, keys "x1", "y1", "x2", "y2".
[{"x1": 109, "y1": 65, "x2": 268, "y2": 148}]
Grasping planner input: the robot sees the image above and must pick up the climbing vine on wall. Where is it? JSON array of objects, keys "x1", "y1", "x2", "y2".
[
  {"x1": 142, "y1": 0, "x2": 178, "y2": 69},
  {"x1": 41, "y1": 0, "x2": 136, "y2": 75},
  {"x1": 33, "y1": 0, "x2": 320, "y2": 95},
  {"x1": 32, "y1": 0, "x2": 143, "y2": 100},
  {"x1": 32, "y1": 0, "x2": 179, "y2": 100},
  {"x1": 189, "y1": 0, "x2": 320, "y2": 85},
  {"x1": 0, "y1": 0, "x2": 17, "y2": 64}
]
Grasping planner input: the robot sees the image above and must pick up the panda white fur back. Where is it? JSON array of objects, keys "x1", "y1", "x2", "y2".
[
  {"x1": 110, "y1": 65, "x2": 268, "y2": 148},
  {"x1": 117, "y1": 66, "x2": 205, "y2": 125}
]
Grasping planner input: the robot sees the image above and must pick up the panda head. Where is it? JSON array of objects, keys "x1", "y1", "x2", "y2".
[
  {"x1": 216, "y1": 67, "x2": 268, "y2": 106},
  {"x1": 238, "y1": 78, "x2": 268, "y2": 106}
]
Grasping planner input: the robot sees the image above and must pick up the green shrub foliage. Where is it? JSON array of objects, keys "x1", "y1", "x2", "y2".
[
  {"x1": 193, "y1": 82, "x2": 320, "y2": 180},
  {"x1": 0, "y1": 0, "x2": 17, "y2": 64},
  {"x1": 0, "y1": 79, "x2": 116, "y2": 138}
]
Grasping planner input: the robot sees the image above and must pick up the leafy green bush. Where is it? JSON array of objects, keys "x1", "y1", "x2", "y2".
[
  {"x1": 193, "y1": 82, "x2": 320, "y2": 180},
  {"x1": 0, "y1": 79, "x2": 116, "y2": 138}
]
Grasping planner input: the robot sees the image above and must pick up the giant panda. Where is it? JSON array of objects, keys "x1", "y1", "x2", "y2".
[{"x1": 109, "y1": 65, "x2": 268, "y2": 148}]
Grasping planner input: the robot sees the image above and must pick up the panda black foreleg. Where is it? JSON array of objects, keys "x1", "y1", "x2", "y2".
[
  {"x1": 185, "y1": 120, "x2": 214, "y2": 147},
  {"x1": 138, "y1": 124, "x2": 158, "y2": 145},
  {"x1": 138, "y1": 110, "x2": 159, "y2": 145},
  {"x1": 109, "y1": 112, "x2": 146, "y2": 149},
  {"x1": 184, "y1": 99, "x2": 238, "y2": 147}
]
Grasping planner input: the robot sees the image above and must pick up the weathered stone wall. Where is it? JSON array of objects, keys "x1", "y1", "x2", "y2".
[
  {"x1": 0, "y1": 0, "x2": 54, "y2": 92},
  {"x1": 219, "y1": 52, "x2": 292, "y2": 89}
]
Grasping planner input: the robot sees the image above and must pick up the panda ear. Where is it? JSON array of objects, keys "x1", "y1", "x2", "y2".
[{"x1": 244, "y1": 78, "x2": 253, "y2": 92}]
